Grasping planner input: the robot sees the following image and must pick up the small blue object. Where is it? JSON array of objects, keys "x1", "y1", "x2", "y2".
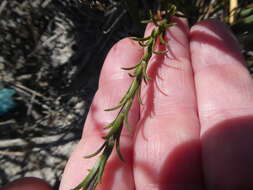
[{"x1": 0, "y1": 88, "x2": 16, "y2": 116}]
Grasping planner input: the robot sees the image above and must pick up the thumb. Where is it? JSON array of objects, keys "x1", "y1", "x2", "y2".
[{"x1": 1, "y1": 177, "x2": 53, "y2": 190}]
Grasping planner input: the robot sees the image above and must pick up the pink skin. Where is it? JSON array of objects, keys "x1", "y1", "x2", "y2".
[
  {"x1": 0, "y1": 177, "x2": 53, "y2": 190},
  {"x1": 2, "y1": 19, "x2": 253, "y2": 190}
]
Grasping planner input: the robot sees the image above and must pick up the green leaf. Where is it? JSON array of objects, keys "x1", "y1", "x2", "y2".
[
  {"x1": 153, "y1": 49, "x2": 168, "y2": 55},
  {"x1": 128, "y1": 73, "x2": 135, "y2": 78},
  {"x1": 71, "y1": 160, "x2": 100, "y2": 190},
  {"x1": 138, "y1": 41, "x2": 147, "y2": 47},
  {"x1": 124, "y1": 116, "x2": 132, "y2": 132},
  {"x1": 97, "y1": 156, "x2": 107, "y2": 183},
  {"x1": 103, "y1": 121, "x2": 115, "y2": 129},
  {"x1": 121, "y1": 63, "x2": 140, "y2": 70},
  {"x1": 103, "y1": 113, "x2": 124, "y2": 139},
  {"x1": 141, "y1": 19, "x2": 153, "y2": 24},
  {"x1": 131, "y1": 36, "x2": 151, "y2": 41},
  {"x1": 137, "y1": 88, "x2": 143, "y2": 105},
  {"x1": 104, "y1": 103, "x2": 123, "y2": 111},
  {"x1": 240, "y1": 7, "x2": 253, "y2": 17},
  {"x1": 116, "y1": 138, "x2": 125, "y2": 161},
  {"x1": 84, "y1": 143, "x2": 106, "y2": 158},
  {"x1": 163, "y1": 23, "x2": 176, "y2": 28},
  {"x1": 159, "y1": 33, "x2": 168, "y2": 45}
]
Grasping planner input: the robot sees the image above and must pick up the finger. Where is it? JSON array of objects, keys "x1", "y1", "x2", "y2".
[
  {"x1": 134, "y1": 17, "x2": 204, "y2": 190},
  {"x1": 60, "y1": 38, "x2": 143, "y2": 190},
  {"x1": 1, "y1": 177, "x2": 53, "y2": 190},
  {"x1": 190, "y1": 19, "x2": 253, "y2": 189}
]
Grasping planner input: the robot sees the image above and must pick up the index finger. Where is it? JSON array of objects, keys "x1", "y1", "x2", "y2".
[{"x1": 60, "y1": 38, "x2": 143, "y2": 190}]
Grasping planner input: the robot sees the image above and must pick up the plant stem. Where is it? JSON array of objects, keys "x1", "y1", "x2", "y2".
[{"x1": 72, "y1": 4, "x2": 177, "y2": 190}]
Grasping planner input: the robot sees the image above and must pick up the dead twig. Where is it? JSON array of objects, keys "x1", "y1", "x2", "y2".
[
  {"x1": 229, "y1": 0, "x2": 238, "y2": 24},
  {"x1": 0, "y1": 134, "x2": 66, "y2": 148},
  {"x1": 0, "y1": 120, "x2": 16, "y2": 126},
  {"x1": 0, "y1": 0, "x2": 7, "y2": 15},
  {"x1": 41, "y1": 0, "x2": 52, "y2": 8},
  {"x1": 10, "y1": 83, "x2": 50, "y2": 101},
  {"x1": 28, "y1": 32, "x2": 63, "y2": 58},
  {"x1": 0, "y1": 150, "x2": 25, "y2": 157}
]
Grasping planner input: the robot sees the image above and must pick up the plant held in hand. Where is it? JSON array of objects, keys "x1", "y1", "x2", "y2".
[{"x1": 72, "y1": 3, "x2": 178, "y2": 190}]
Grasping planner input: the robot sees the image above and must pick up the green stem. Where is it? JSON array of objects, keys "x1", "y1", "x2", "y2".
[{"x1": 72, "y1": 4, "x2": 177, "y2": 190}]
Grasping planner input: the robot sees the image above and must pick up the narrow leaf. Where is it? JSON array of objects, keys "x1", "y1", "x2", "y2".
[
  {"x1": 131, "y1": 36, "x2": 151, "y2": 41},
  {"x1": 103, "y1": 121, "x2": 114, "y2": 129},
  {"x1": 138, "y1": 41, "x2": 147, "y2": 47},
  {"x1": 124, "y1": 118, "x2": 132, "y2": 132},
  {"x1": 103, "y1": 113, "x2": 124, "y2": 139},
  {"x1": 121, "y1": 63, "x2": 140, "y2": 70},
  {"x1": 164, "y1": 23, "x2": 176, "y2": 28},
  {"x1": 116, "y1": 138, "x2": 125, "y2": 161},
  {"x1": 84, "y1": 143, "x2": 106, "y2": 158},
  {"x1": 153, "y1": 50, "x2": 168, "y2": 55},
  {"x1": 97, "y1": 156, "x2": 107, "y2": 183},
  {"x1": 137, "y1": 88, "x2": 143, "y2": 105},
  {"x1": 159, "y1": 33, "x2": 169, "y2": 46},
  {"x1": 141, "y1": 19, "x2": 153, "y2": 24},
  {"x1": 128, "y1": 73, "x2": 135, "y2": 78},
  {"x1": 104, "y1": 103, "x2": 123, "y2": 111},
  {"x1": 71, "y1": 160, "x2": 100, "y2": 190}
]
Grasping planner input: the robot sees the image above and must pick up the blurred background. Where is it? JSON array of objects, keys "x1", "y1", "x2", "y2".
[{"x1": 0, "y1": 0, "x2": 252, "y2": 189}]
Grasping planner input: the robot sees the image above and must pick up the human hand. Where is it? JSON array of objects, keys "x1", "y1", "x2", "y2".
[
  {"x1": 2, "y1": 18, "x2": 253, "y2": 190},
  {"x1": 60, "y1": 18, "x2": 253, "y2": 190}
]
